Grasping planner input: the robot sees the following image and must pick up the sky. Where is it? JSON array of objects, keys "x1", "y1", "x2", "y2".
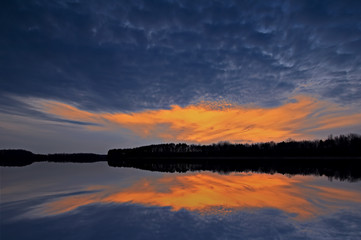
[{"x1": 1, "y1": 0, "x2": 361, "y2": 153}]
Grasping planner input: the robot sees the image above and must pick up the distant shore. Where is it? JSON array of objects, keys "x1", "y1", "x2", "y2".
[
  {"x1": 1, "y1": 149, "x2": 359, "y2": 166},
  {"x1": 1, "y1": 134, "x2": 360, "y2": 181},
  {"x1": 2, "y1": 149, "x2": 360, "y2": 181},
  {"x1": 0, "y1": 150, "x2": 106, "y2": 167}
]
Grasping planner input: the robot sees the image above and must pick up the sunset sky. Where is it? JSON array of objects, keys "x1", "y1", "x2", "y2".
[{"x1": 1, "y1": 0, "x2": 361, "y2": 153}]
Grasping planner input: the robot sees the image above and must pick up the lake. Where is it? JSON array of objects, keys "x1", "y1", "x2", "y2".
[{"x1": 1, "y1": 162, "x2": 361, "y2": 239}]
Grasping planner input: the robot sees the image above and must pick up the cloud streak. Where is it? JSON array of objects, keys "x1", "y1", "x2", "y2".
[{"x1": 26, "y1": 95, "x2": 361, "y2": 144}]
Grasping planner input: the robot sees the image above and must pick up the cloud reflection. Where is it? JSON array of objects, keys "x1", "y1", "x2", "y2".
[{"x1": 39, "y1": 172, "x2": 361, "y2": 219}]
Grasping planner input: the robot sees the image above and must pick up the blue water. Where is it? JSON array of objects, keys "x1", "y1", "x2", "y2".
[{"x1": 1, "y1": 162, "x2": 361, "y2": 239}]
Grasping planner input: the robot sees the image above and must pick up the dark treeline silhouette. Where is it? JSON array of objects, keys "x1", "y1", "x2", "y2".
[
  {"x1": 0, "y1": 150, "x2": 106, "y2": 167},
  {"x1": 0, "y1": 149, "x2": 37, "y2": 166},
  {"x1": 108, "y1": 134, "x2": 361, "y2": 158},
  {"x1": 108, "y1": 134, "x2": 361, "y2": 181},
  {"x1": 2, "y1": 134, "x2": 360, "y2": 181}
]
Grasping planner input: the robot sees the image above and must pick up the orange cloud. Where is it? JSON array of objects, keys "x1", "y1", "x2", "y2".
[{"x1": 28, "y1": 95, "x2": 361, "y2": 143}]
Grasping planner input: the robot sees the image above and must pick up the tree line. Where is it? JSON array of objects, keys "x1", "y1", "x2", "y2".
[
  {"x1": 2, "y1": 134, "x2": 360, "y2": 181},
  {"x1": 107, "y1": 134, "x2": 361, "y2": 181},
  {"x1": 108, "y1": 133, "x2": 361, "y2": 158},
  {"x1": 0, "y1": 150, "x2": 106, "y2": 166}
]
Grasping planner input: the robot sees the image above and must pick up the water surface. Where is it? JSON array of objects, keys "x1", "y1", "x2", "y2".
[{"x1": 1, "y1": 162, "x2": 361, "y2": 239}]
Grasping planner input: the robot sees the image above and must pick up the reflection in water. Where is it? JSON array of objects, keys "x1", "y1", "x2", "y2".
[
  {"x1": 37, "y1": 172, "x2": 361, "y2": 219},
  {"x1": 1, "y1": 162, "x2": 361, "y2": 240}
]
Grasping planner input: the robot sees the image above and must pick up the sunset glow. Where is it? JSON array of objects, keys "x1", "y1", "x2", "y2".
[
  {"x1": 2, "y1": 1, "x2": 361, "y2": 239},
  {"x1": 27, "y1": 95, "x2": 361, "y2": 144}
]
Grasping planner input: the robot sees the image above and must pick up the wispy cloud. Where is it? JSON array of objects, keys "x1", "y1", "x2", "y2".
[
  {"x1": 26, "y1": 95, "x2": 361, "y2": 144},
  {"x1": 1, "y1": 0, "x2": 360, "y2": 113}
]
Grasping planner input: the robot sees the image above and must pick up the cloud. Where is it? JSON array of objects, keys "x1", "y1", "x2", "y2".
[
  {"x1": 1, "y1": 0, "x2": 360, "y2": 113},
  {"x1": 1, "y1": 0, "x2": 361, "y2": 151},
  {"x1": 22, "y1": 95, "x2": 361, "y2": 144}
]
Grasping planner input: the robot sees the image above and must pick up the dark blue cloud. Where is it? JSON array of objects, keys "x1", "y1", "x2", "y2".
[{"x1": 1, "y1": 0, "x2": 361, "y2": 114}]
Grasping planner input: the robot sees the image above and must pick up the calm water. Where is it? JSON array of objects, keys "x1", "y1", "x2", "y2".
[{"x1": 1, "y1": 162, "x2": 361, "y2": 239}]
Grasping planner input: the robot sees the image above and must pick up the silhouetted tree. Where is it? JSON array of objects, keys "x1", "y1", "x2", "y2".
[{"x1": 107, "y1": 134, "x2": 361, "y2": 181}]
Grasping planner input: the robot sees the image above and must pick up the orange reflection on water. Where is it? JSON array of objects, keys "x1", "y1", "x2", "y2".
[
  {"x1": 103, "y1": 173, "x2": 315, "y2": 218},
  {"x1": 40, "y1": 172, "x2": 361, "y2": 219},
  {"x1": 41, "y1": 194, "x2": 100, "y2": 215}
]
